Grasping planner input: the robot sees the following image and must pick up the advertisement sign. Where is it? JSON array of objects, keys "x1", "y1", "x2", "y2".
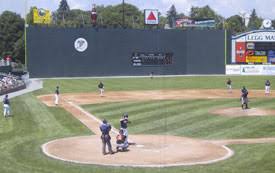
[
  {"x1": 246, "y1": 42, "x2": 255, "y2": 50},
  {"x1": 33, "y1": 8, "x2": 51, "y2": 24},
  {"x1": 268, "y1": 50, "x2": 275, "y2": 63},
  {"x1": 241, "y1": 65, "x2": 263, "y2": 75},
  {"x1": 236, "y1": 42, "x2": 246, "y2": 63},
  {"x1": 226, "y1": 65, "x2": 241, "y2": 75},
  {"x1": 246, "y1": 56, "x2": 267, "y2": 63},
  {"x1": 262, "y1": 65, "x2": 275, "y2": 75},
  {"x1": 144, "y1": 9, "x2": 159, "y2": 25}
]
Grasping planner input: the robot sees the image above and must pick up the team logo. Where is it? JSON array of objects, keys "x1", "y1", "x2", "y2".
[
  {"x1": 38, "y1": 9, "x2": 46, "y2": 17},
  {"x1": 74, "y1": 38, "x2": 88, "y2": 52}
]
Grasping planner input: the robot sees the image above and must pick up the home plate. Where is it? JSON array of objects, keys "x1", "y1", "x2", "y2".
[{"x1": 136, "y1": 144, "x2": 144, "y2": 148}]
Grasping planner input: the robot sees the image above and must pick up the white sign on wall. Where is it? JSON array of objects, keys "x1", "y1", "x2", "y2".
[
  {"x1": 144, "y1": 9, "x2": 159, "y2": 25},
  {"x1": 226, "y1": 65, "x2": 241, "y2": 75},
  {"x1": 235, "y1": 31, "x2": 275, "y2": 42}
]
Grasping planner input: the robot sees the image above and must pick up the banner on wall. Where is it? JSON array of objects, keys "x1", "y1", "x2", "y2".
[
  {"x1": 246, "y1": 56, "x2": 267, "y2": 63},
  {"x1": 226, "y1": 65, "x2": 241, "y2": 75}
]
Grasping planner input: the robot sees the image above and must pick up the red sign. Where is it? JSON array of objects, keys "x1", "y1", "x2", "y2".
[
  {"x1": 147, "y1": 12, "x2": 156, "y2": 21},
  {"x1": 236, "y1": 42, "x2": 246, "y2": 63}
]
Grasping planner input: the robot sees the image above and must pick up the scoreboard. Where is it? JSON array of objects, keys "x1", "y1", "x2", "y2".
[
  {"x1": 132, "y1": 52, "x2": 173, "y2": 66},
  {"x1": 233, "y1": 30, "x2": 275, "y2": 64}
]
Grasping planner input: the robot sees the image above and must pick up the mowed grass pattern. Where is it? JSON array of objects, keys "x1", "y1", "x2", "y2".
[
  {"x1": 83, "y1": 98, "x2": 275, "y2": 139},
  {"x1": 1, "y1": 76, "x2": 275, "y2": 173}
]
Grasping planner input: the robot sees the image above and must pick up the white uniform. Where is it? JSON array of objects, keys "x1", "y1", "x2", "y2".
[
  {"x1": 265, "y1": 81, "x2": 271, "y2": 95},
  {"x1": 54, "y1": 87, "x2": 60, "y2": 105},
  {"x1": 3, "y1": 96, "x2": 10, "y2": 117}
]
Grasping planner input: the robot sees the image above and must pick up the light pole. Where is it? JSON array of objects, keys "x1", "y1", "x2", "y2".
[{"x1": 122, "y1": 0, "x2": 125, "y2": 28}]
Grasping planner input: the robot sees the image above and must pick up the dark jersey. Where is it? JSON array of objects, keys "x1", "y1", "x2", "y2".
[
  {"x1": 120, "y1": 118, "x2": 129, "y2": 129},
  {"x1": 98, "y1": 82, "x2": 104, "y2": 89},
  {"x1": 3, "y1": 98, "x2": 9, "y2": 105},
  {"x1": 100, "y1": 123, "x2": 111, "y2": 135},
  {"x1": 227, "y1": 79, "x2": 231, "y2": 85},
  {"x1": 265, "y1": 81, "x2": 271, "y2": 86},
  {"x1": 55, "y1": 89, "x2": 59, "y2": 95},
  {"x1": 241, "y1": 88, "x2": 248, "y2": 98}
]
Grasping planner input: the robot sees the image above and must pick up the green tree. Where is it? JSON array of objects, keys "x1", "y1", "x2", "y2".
[
  {"x1": 57, "y1": 0, "x2": 70, "y2": 25},
  {"x1": 99, "y1": 3, "x2": 143, "y2": 29},
  {"x1": 247, "y1": 9, "x2": 262, "y2": 30},
  {"x1": 13, "y1": 35, "x2": 25, "y2": 64},
  {"x1": 224, "y1": 15, "x2": 246, "y2": 34},
  {"x1": 0, "y1": 11, "x2": 24, "y2": 63},
  {"x1": 167, "y1": 5, "x2": 177, "y2": 28}
]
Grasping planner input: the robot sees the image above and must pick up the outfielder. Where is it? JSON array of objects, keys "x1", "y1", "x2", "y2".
[
  {"x1": 241, "y1": 86, "x2": 249, "y2": 109},
  {"x1": 3, "y1": 94, "x2": 10, "y2": 117},
  {"x1": 265, "y1": 80, "x2": 271, "y2": 95}
]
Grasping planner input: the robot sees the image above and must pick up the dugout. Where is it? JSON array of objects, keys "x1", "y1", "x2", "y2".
[{"x1": 27, "y1": 26, "x2": 231, "y2": 77}]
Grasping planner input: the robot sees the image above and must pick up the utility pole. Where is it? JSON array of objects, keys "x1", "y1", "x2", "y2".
[{"x1": 122, "y1": 0, "x2": 125, "y2": 28}]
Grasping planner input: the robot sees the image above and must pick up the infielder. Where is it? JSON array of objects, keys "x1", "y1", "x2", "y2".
[
  {"x1": 54, "y1": 86, "x2": 60, "y2": 105},
  {"x1": 3, "y1": 94, "x2": 10, "y2": 117},
  {"x1": 226, "y1": 78, "x2": 232, "y2": 93},
  {"x1": 241, "y1": 86, "x2": 249, "y2": 109},
  {"x1": 265, "y1": 80, "x2": 271, "y2": 95},
  {"x1": 98, "y1": 81, "x2": 104, "y2": 97},
  {"x1": 120, "y1": 113, "x2": 131, "y2": 143},
  {"x1": 99, "y1": 119, "x2": 114, "y2": 155}
]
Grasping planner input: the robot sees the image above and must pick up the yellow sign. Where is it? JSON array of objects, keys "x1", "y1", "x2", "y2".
[
  {"x1": 246, "y1": 56, "x2": 267, "y2": 63},
  {"x1": 33, "y1": 8, "x2": 51, "y2": 24}
]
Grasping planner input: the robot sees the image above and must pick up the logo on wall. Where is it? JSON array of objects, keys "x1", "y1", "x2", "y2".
[{"x1": 74, "y1": 38, "x2": 88, "y2": 52}]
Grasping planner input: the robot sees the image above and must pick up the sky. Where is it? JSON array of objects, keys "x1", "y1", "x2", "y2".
[{"x1": 0, "y1": 0, "x2": 275, "y2": 19}]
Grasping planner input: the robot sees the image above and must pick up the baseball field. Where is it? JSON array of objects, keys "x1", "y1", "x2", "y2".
[{"x1": 1, "y1": 76, "x2": 275, "y2": 173}]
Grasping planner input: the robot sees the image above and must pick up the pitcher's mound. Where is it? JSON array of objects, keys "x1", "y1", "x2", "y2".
[
  {"x1": 212, "y1": 107, "x2": 275, "y2": 117},
  {"x1": 42, "y1": 135, "x2": 232, "y2": 167}
]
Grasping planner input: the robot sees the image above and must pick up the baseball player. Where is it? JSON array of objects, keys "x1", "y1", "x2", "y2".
[
  {"x1": 226, "y1": 78, "x2": 232, "y2": 93},
  {"x1": 3, "y1": 94, "x2": 10, "y2": 117},
  {"x1": 120, "y1": 113, "x2": 131, "y2": 143},
  {"x1": 265, "y1": 80, "x2": 271, "y2": 95},
  {"x1": 99, "y1": 119, "x2": 114, "y2": 155},
  {"x1": 98, "y1": 81, "x2": 104, "y2": 97},
  {"x1": 241, "y1": 86, "x2": 249, "y2": 109},
  {"x1": 54, "y1": 86, "x2": 60, "y2": 106}
]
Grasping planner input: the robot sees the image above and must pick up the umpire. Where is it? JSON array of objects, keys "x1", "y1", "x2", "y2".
[{"x1": 99, "y1": 119, "x2": 114, "y2": 155}]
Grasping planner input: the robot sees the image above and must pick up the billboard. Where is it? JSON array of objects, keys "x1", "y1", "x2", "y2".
[
  {"x1": 33, "y1": 8, "x2": 51, "y2": 24},
  {"x1": 144, "y1": 9, "x2": 159, "y2": 25},
  {"x1": 246, "y1": 56, "x2": 267, "y2": 63},
  {"x1": 176, "y1": 18, "x2": 215, "y2": 28},
  {"x1": 235, "y1": 42, "x2": 246, "y2": 62}
]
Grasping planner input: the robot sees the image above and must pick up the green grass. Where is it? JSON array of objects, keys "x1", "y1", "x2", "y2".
[
  {"x1": 40, "y1": 76, "x2": 275, "y2": 94},
  {"x1": 83, "y1": 99, "x2": 275, "y2": 139},
  {"x1": 1, "y1": 76, "x2": 275, "y2": 173}
]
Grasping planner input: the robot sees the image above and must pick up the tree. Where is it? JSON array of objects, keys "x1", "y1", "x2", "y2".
[
  {"x1": 247, "y1": 9, "x2": 262, "y2": 30},
  {"x1": 57, "y1": 0, "x2": 70, "y2": 25},
  {"x1": 224, "y1": 15, "x2": 246, "y2": 34},
  {"x1": 167, "y1": 5, "x2": 177, "y2": 28},
  {"x1": 0, "y1": 11, "x2": 24, "y2": 63},
  {"x1": 98, "y1": 3, "x2": 143, "y2": 29},
  {"x1": 13, "y1": 35, "x2": 25, "y2": 64}
]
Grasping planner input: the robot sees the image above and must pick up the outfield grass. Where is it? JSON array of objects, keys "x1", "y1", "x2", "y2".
[{"x1": 1, "y1": 76, "x2": 275, "y2": 173}]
